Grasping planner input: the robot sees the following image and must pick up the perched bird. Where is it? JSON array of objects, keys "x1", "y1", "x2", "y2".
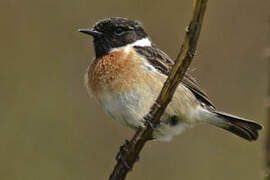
[{"x1": 79, "y1": 17, "x2": 262, "y2": 142}]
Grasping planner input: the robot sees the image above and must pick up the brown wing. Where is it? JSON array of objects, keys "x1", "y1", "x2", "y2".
[{"x1": 134, "y1": 46, "x2": 215, "y2": 109}]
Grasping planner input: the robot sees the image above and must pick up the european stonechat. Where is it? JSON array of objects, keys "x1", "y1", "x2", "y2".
[{"x1": 79, "y1": 17, "x2": 262, "y2": 141}]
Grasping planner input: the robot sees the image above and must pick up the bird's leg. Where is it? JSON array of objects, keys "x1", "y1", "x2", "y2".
[
  {"x1": 115, "y1": 139, "x2": 132, "y2": 170},
  {"x1": 144, "y1": 114, "x2": 155, "y2": 130}
]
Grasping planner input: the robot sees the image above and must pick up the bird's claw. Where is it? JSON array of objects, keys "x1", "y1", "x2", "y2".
[
  {"x1": 144, "y1": 114, "x2": 155, "y2": 130},
  {"x1": 116, "y1": 140, "x2": 132, "y2": 170}
]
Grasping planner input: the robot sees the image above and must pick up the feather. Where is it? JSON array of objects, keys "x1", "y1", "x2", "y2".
[{"x1": 134, "y1": 45, "x2": 215, "y2": 109}]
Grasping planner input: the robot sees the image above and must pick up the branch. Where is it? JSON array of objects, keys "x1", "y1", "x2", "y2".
[{"x1": 109, "y1": 1, "x2": 208, "y2": 179}]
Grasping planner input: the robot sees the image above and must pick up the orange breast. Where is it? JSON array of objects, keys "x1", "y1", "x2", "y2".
[{"x1": 87, "y1": 49, "x2": 142, "y2": 95}]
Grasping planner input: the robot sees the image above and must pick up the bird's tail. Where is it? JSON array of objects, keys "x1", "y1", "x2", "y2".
[{"x1": 202, "y1": 110, "x2": 262, "y2": 141}]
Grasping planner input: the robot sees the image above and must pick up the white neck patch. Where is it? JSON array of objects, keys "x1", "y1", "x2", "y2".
[
  {"x1": 110, "y1": 38, "x2": 151, "y2": 53},
  {"x1": 131, "y1": 38, "x2": 152, "y2": 47}
]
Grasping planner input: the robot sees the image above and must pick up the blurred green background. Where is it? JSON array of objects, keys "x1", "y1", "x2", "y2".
[{"x1": 1, "y1": 0, "x2": 269, "y2": 179}]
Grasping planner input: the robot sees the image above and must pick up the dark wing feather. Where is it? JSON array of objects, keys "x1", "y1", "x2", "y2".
[{"x1": 134, "y1": 46, "x2": 215, "y2": 109}]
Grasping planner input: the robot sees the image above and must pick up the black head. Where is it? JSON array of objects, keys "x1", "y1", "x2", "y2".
[{"x1": 79, "y1": 17, "x2": 148, "y2": 58}]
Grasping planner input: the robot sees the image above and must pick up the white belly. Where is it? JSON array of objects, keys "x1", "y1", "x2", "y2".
[
  {"x1": 97, "y1": 86, "x2": 194, "y2": 142},
  {"x1": 100, "y1": 88, "x2": 151, "y2": 128}
]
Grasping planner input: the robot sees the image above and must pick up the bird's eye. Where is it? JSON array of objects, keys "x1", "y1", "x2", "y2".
[{"x1": 114, "y1": 27, "x2": 125, "y2": 36}]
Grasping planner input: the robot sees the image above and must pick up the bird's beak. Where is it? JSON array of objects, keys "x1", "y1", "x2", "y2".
[{"x1": 78, "y1": 28, "x2": 103, "y2": 37}]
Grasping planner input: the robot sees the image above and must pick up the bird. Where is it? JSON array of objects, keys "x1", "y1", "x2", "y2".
[{"x1": 78, "y1": 17, "x2": 262, "y2": 142}]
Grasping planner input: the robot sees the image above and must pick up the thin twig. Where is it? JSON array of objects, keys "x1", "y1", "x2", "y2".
[{"x1": 109, "y1": 1, "x2": 208, "y2": 179}]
